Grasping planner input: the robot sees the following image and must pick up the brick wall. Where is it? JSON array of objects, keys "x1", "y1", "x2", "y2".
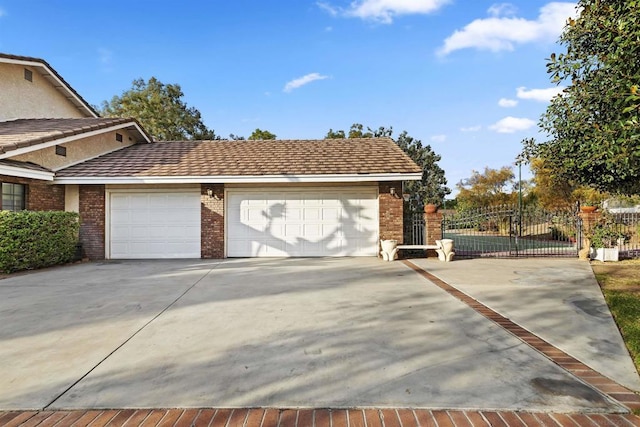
[
  {"x1": 424, "y1": 211, "x2": 443, "y2": 245},
  {"x1": 79, "y1": 185, "x2": 105, "y2": 260},
  {"x1": 201, "y1": 184, "x2": 224, "y2": 258},
  {"x1": 378, "y1": 181, "x2": 404, "y2": 243},
  {"x1": 0, "y1": 174, "x2": 65, "y2": 211}
]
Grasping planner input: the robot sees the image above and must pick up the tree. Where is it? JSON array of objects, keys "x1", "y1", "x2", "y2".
[
  {"x1": 100, "y1": 77, "x2": 218, "y2": 141},
  {"x1": 456, "y1": 166, "x2": 519, "y2": 209},
  {"x1": 324, "y1": 123, "x2": 450, "y2": 207},
  {"x1": 525, "y1": 0, "x2": 640, "y2": 195},
  {"x1": 248, "y1": 128, "x2": 276, "y2": 140}
]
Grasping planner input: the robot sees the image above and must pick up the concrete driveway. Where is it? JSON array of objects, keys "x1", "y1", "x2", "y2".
[{"x1": 0, "y1": 258, "x2": 636, "y2": 413}]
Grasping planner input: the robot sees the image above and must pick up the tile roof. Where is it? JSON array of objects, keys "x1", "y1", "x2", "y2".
[
  {"x1": 56, "y1": 138, "x2": 422, "y2": 177},
  {"x1": 0, "y1": 118, "x2": 151, "y2": 155},
  {"x1": 0, "y1": 53, "x2": 99, "y2": 118}
]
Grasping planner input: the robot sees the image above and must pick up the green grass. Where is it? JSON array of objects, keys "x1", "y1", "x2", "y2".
[
  {"x1": 592, "y1": 260, "x2": 640, "y2": 374},
  {"x1": 603, "y1": 290, "x2": 640, "y2": 370}
]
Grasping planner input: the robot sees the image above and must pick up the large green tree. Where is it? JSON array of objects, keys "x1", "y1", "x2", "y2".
[
  {"x1": 324, "y1": 124, "x2": 450, "y2": 207},
  {"x1": 100, "y1": 77, "x2": 218, "y2": 141},
  {"x1": 526, "y1": 0, "x2": 640, "y2": 195},
  {"x1": 248, "y1": 128, "x2": 276, "y2": 140},
  {"x1": 456, "y1": 166, "x2": 519, "y2": 209}
]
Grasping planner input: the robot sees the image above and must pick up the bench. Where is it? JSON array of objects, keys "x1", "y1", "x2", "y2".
[{"x1": 381, "y1": 239, "x2": 455, "y2": 262}]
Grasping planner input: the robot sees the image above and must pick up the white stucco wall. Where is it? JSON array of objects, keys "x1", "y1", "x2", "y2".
[{"x1": 0, "y1": 62, "x2": 87, "y2": 120}]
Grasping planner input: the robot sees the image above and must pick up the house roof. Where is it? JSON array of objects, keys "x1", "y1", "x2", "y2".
[
  {"x1": 0, "y1": 53, "x2": 99, "y2": 118},
  {"x1": 55, "y1": 138, "x2": 423, "y2": 183},
  {"x1": 0, "y1": 118, "x2": 152, "y2": 156},
  {"x1": 0, "y1": 159, "x2": 54, "y2": 181}
]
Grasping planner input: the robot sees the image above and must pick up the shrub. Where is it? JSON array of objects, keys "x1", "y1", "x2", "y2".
[{"x1": 0, "y1": 211, "x2": 79, "y2": 273}]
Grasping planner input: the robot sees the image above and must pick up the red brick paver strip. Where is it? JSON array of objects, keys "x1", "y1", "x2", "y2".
[
  {"x1": 2, "y1": 408, "x2": 639, "y2": 426},
  {"x1": 403, "y1": 260, "x2": 640, "y2": 414}
]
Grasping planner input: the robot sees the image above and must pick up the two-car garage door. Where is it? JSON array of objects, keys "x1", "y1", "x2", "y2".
[
  {"x1": 226, "y1": 187, "x2": 379, "y2": 257},
  {"x1": 108, "y1": 187, "x2": 379, "y2": 258}
]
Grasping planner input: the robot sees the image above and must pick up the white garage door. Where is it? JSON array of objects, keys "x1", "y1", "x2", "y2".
[
  {"x1": 109, "y1": 192, "x2": 201, "y2": 259},
  {"x1": 227, "y1": 187, "x2": 379, "y2": 257}
]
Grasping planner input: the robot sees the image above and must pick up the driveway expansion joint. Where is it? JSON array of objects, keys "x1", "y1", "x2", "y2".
[
  {"x1": 403, "y1": 259, "x2": 640, "y2": 413},
  {"x1": 41, "y1": 262, "x2": 223, "y2": 411}
]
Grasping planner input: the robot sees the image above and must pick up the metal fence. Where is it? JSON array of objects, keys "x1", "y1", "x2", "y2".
[{"x1": 610, "y1": 212, "x2": 640, "y2": 259}]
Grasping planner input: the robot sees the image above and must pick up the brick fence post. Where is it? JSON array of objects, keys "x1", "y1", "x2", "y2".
[
  {"x1": 578, "y1": 210, "x2": 601, "y2": 260},
  {"x1": 424, "y1": 211, "x2": 443, "y2": 257}
]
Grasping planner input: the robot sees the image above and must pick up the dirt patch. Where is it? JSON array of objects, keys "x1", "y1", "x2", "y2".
[{"x1": 592, "y1": 259, "x2": 640, "y2": 293}]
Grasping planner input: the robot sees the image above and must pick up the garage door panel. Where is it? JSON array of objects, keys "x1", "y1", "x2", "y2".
[
  {"x1": 227, "y1": 188, "x2": 378, "y2": 257},
  {"x1": 109, "y1": 192, "x2": 201, "y2": 259}
]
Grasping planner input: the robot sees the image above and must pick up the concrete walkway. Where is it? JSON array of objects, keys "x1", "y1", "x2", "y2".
[{"x1": 0, "y1": 257, "x2": 639, "y2": 425}]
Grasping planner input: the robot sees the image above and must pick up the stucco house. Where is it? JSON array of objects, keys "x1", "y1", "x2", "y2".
[{"x1": 0, "y1": 53, "x2": 422, "y2": 259}]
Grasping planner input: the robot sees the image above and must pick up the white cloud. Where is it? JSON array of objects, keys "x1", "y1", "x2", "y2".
[
  {"x1": 319, "y1": 0, "x2": 451, "y2": 24},
  {"x1": 430, "y1": 134, "x2": 447, "y2": 143},
  {"x1": 516, "y1": 86, "x2": 564, "y2": 102},
  {"x1": 487, "y1": 3, "x2": 518, "y2": 17},
  {"x1": 283, "y1": 73, "x2": 329, "y2": 93},
  {"x1": 498, "y1": 98, "x2": 518, "y2": 108},
  {"x1": 489, "y1": 116, "x2": 536, "y2": 133},
  {"x1": 460, "y1": 125, "x2": 482, "y2": 132},
  {"x1": 317, "y1": 2, "x2": 339, "y2": 16},
  {"x1": 438, "y1": 2, "x2": 576, "y2": 56}
]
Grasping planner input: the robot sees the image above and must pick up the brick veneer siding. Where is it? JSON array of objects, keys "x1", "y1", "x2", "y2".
[
  {"x1": 79, "y1": 185, "x2": 105, "y2": 260},
  {"x1": 201, "y1": 184, "x2": 224, "y2": 258},
  {"x1": 0, "y1": 174, "x2": 64, "y2": 211},
  {"x1": 378, "y1": 181, "x2": 404, "y2": 244}
]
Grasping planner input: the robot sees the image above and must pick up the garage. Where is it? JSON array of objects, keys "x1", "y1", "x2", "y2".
[
  {"x1": 109, "y1": 191, "x2": 201, "y2": 259},
  {"x1": 226, "y1": 187, "x2": 379, "y2": 257}
]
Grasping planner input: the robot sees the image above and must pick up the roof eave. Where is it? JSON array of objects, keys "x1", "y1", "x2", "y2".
[
  {"x1": 53, "y1": 172, "x2": 423, "y2": 185},
  {"x1": 0, "y1": 163, "x2": 54, "y2": 181}
]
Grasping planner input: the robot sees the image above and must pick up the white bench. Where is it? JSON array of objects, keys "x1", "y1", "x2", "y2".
[{"x1": 381, "y1": 239, "x2": 455, "y2": 262}]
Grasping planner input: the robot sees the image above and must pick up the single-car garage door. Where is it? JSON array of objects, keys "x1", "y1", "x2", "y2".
[
  {"x1": 109, "y1": 191, "x2": 201, "y2": 259},
  {"x1": 227, "y1": 187, "x2": 378, "y2": 257}
]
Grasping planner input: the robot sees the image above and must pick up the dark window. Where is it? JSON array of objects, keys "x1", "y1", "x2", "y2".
[
  {"x1": 24, "y1": 68, "x2": 33, "y2": 82},
  {"x1": 1, "y1": 183, "x2": 26, "y2": 211},
  {"x1": 55, "y1": 145, "x2": 67, "y2": 156},
  {"x1": 116, "y1": 133, "x2": 123, "y2": 142}
]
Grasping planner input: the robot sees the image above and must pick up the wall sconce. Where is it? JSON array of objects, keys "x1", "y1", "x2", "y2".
[
  {"x1": 390, "y1": 187, "x2": 400, "y2": 199},
  {"x1": 402, "y1": 193, "x2": 411, "y2": 202},
  {"x1": 206, "y1": 188, "x2": 220, "y2": 200}
]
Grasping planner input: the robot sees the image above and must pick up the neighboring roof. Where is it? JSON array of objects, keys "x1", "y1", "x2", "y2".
[
  {"x1": 0, "y1": 53, "x2": 99, "y2": 118},
  {"x1": 0, "y1": 118, "x2": 152, "y2": 156},
  {"x1": 55, "y1": 138, "x2": 423, "y2": 183}
]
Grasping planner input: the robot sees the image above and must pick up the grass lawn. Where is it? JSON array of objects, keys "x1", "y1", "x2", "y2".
[{"x1": 592, "y1": 259, "x2": 640, "y2": 372}]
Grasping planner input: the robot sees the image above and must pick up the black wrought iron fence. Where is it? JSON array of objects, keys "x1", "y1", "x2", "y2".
[{"x1": 406, "y1": 205, "x2": 581, "y2": 258}]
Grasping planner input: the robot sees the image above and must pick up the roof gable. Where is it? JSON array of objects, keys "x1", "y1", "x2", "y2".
[
  {"x1": 0, "y1": 118, "x2": 152, "y2": 157},
  {"x1": 0, "y1": 53, "x2": 98, "y2": 118}
]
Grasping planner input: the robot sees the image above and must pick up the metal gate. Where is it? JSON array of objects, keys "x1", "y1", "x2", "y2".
[{"x1": 440, "y1": 205, "x2": 581, "y2": 258}]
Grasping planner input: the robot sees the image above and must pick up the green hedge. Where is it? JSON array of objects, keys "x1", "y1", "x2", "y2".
[{"x1": 0, "y1": 211, "x2": 79, "y2": 273}]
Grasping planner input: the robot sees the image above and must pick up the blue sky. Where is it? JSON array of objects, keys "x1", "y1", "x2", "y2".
[{"x1": 0, "y1": 1, "x2": 576, "y2": 193}]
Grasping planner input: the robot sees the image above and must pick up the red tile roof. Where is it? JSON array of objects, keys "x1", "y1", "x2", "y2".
[
  {"x1": 56, "y1": 138, "x2": 422, "y2": 177},
  {"x1": 0, "y1": 118, "x2": 151, "y2": 155}
]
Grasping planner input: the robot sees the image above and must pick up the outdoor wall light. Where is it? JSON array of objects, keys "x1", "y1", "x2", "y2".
[
  {"x1": 206, "y1": 188, "x2": 220, "y2": 200},
  {"x1": 402, "y1": 193, "x2": 411, "y2": 202},
  {"x1": 390, "y1": 187, "x2": 397, "y2": 197}
]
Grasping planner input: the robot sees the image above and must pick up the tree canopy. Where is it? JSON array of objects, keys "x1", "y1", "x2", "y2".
[
  {"x1": 456, "y1": 166, "x2": 520, "y2": 209},
  {"x1": 324, "y1": 124, "x2": 450, "y2": 206},
  {"x1": 525, "y1": 0, "x2": 640, "y2": 195},
  {"x1": 248, "y1": 128, "x2": 277, "y2": 140},
  {"x1": 100, "y1": 77, "x2": 218, "y2": 141}
]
